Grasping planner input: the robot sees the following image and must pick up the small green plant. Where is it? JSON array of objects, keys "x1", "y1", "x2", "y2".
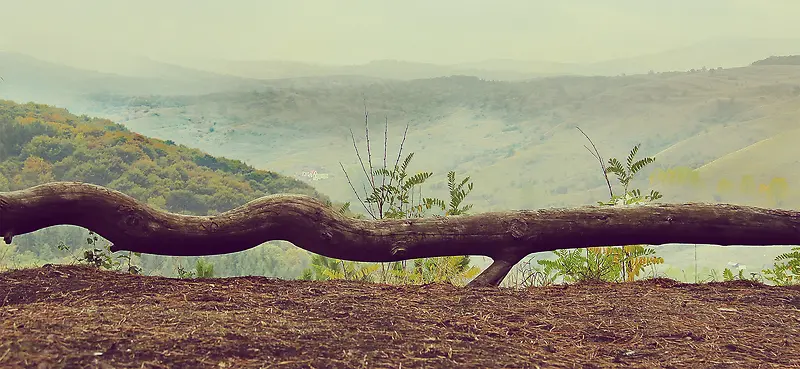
[
  {"x1": 78, "y1": 231, "x2": 142, "y2": 274},
  {"x1": 176, "y1": 265, "x2": 196, "y2": 279},
  {"x1": 704, "y1": 269, "x2": 721, "y2": 283},
  {"x1": 503, "y1": 257, "x2": 558, "y2": 288},
  {"x1": 194, "y1": 258, "x2": 215, "y2": 278},
  {"x1": 761, "y1": 247, "x2": 800, "y2": 286},
  {"x1": 512, "y1": 129, "x2": 665, "y2": 286},
  {"x1": 303, "y1": 105, "x2": 480, "y2": 285},
  {"x1": 597, "y1": 143, "x2": 662, "y2": 206},
  {"x1": 175, "y1": 258, "x2": 216, "y2": 279},
  {"x1": 302, "y1": 254, "x2": 380, "y2": 282},
  {"x1": 723, "y1": 268, "x2": 743, "y2": 281},
  {"x1": 537, "y1": 248, "x2": 618, "y2": 283}
]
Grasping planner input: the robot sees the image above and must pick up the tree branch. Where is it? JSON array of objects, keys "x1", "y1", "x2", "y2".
[{"x1": 2, "y1": 182, "x2": 800, "y2": 287}]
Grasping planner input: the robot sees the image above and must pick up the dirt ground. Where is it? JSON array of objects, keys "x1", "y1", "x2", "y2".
[{"x1": 1, "y1": 265, "x2": 799, "y2": 369}]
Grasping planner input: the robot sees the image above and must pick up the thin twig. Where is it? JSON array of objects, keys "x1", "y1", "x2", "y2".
[
  {"x1": 363, "y1": 100, "x2": 376, "y2": 190},
  {"x1": 388, "y1": 123, "x2": 411, "y2": 191},
  {"x1": 576, "y1": 126, "x2": 614, "y2": 198},
  {"x1": 339, "y1": 162, "x2": 375, "y2": 219},
  {"x1": 382, "y1": 116, "x2": 388, "y2": 195},
  {"x1": 350, "y1": 128, "x2": 372, "y2": 189}
]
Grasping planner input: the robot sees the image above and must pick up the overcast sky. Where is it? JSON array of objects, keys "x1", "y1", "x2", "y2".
[{"x1": 2, "y1": 0, "x2": 800, "y2": 66}]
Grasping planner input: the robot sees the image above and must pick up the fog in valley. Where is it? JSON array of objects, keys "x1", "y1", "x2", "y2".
[{"x1": 2, "y1": 0, "x2": 800, "y2": 284}]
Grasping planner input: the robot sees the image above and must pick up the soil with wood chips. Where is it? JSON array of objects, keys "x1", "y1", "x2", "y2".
[{"x1": 1, "y1": 264, "x2": 799, "y2": 368}]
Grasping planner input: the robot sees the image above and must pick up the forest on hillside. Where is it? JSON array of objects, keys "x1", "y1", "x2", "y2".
[
  {"x1": 751, "y1": 55, "x2": 800, "y2": 66},
  {"x1": 0, "y1": 100, "x2": 332, "y2": 279}
]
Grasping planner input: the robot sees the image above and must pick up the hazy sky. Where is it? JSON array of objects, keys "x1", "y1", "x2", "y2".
[{"x1": 2, "y1": 0, "x2": 800, "y2": 66}]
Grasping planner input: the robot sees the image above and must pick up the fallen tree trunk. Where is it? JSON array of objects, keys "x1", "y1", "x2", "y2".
[{"x1": 2, "y1": 182, "x2": 799, "y2": 286}]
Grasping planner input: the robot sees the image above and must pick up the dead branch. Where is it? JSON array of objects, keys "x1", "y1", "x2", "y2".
[{"x1": 2, "y1": 182, "x2": 800, "y2": 287}]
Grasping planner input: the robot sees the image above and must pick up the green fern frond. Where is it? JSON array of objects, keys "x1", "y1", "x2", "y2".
[
  {"x1": 630, "y1": 157, "x2": 655, "y2": 174},
  {"x1": 626, "y1": 144, "x2": 641, "y2": 169},
  {"x1": 606, "y1": 158, "x2": 625, "y2": 175},
  {"x1": 399, "y1": 153, "x2": 414, "y2": 174}
]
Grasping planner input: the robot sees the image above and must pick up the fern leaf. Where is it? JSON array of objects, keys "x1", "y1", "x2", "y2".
[
  {"x1": 626, "y1": 144, "x2": 641, "y2": 170},
  {"x1": 629, "y1": 157, "x2": 655, "y2": 174}
]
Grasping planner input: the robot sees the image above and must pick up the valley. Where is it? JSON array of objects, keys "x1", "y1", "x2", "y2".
[{"x1": 2, "y1": 50, "x2": 800, "y2": 281}]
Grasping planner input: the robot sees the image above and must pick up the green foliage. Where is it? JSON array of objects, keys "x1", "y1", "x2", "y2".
[
  {"x1": 445, "y1": 170, "x2": 474, "y2": 216},
  {"x1": 304, "y1": 110, "x2": 480, "y2": 285},
  {"x1": 599, "y1": 144, "x2": 662, "y2": 206},
  {"x1": 722, "y1": 268, "x2": 745, "y2": 282},
  {"x1": 1, "y1": 100, "x2": 329, "y2": 278},
  {"x1": 174, "y1": 259, "x2": 216, "y2": 279},
  {"x1": 502, "y1": 257, "x2": 557, "y2": 288},
  {"x1": 510, "y1": 135, "x2": 665, "y2": 286},
  {"x1": 538, "y1": 249, "x2": 620, "y2": 283},
  {"x1": 76, "y1": 231, "x2": 142, "y2": 274},
  {"x1": 761, "y1": 247, "x2": 800, "y2": 286},
  {"x1": 194, "y1": 259, "x2": 215, "y2": 278},
  {"x1": 367, "y1": 152, "x2": 441, "y2": 219},
  {"x1": 388, "y1": 256, "x2": 480, "y2": 285},
  {"x1": 0, "y1": 100, "x2": 327, "y2": 216},
  {"x1": 176, "y1": 265, "x2": 196, "y2": 279},
  {"x1": 301, "y1": 254, "x2": 379, "y2": 282}
]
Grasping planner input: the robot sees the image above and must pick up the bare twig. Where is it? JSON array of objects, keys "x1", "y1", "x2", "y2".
[
  {"x1": 362, "y1": 99, "x2": 377, "y2": 192},
  {"x1": 388, "y1": 123, "x2": 411, "y2": 191},
  {"x1": 339, "y1": 162, "x2": 375, "y2": 219},
  {"x1": 576, "y1": 126, "x2": 614, "y2": 198},
  {"x1": 382, "y1": 116, "x2": 388, "y2": 193}
]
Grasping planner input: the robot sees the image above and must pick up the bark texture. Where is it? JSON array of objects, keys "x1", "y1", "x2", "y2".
[{"x1": 2, "y1": 182, "x2": 799, "y2": 286}]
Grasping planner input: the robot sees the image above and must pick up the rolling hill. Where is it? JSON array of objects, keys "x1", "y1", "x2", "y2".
[
  {"x1": 4, "y1": 51, "x2": 800, "y2": 278},
  {"x1": 0, "y1": 100, "x2": 331, "y2": 279},
  {"x1": 79, "y1": 63, "x2": 800, "y2": 213}
]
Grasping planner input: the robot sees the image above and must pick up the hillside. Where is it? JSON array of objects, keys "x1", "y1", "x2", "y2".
[
  {"x1": 2, "y1": 265, "x2": 799, "y2": 368},
  {"x1": 752, "y1": 55, "x2": 800, "y2": 66},
  {"x1": 0, "y1": 100, "x2": 330, "y2": 279},
  {"x1": 84, "y1": 64, "x2": 800, "y2": 212},
  {"x1": 66, "y1": 61, "x2": 800, "y2": 277},
  {"x1": 5, "y1": 55, "x2": 800, "y2": 280}
]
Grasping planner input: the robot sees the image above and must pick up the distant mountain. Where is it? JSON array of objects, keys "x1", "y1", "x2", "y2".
[
  {"x1": 0, "y1": 52, "x2": 271, "y2": 109},
  {"x1": 80, "y1": 53, "x2": 260, "y2": 83},
  {"x1": 452, "y1": 59, "x2": 583, "y2": 76},
  {"x1": 752, "y1": 55, "x2": 800, "y2": 66},
  {"x1": 167, "y1": 38, "x2": 800, "y2": 81},
  {"x1": 176, "y1": 58, "x2": 557, "y2": 81},
  {"x1": 583, "y1": 38, "x2": 800, "y2": 75}
]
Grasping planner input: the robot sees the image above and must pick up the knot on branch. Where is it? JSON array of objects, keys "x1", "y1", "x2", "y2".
[
  {"x1": 202, "y1": 220, "x2": 219, "y2": 233},
  {"x1": 392, "y1": 247, "x2": 408, "y2": 257},
  {"x1": 509, "y1": 218, "x2": 528, "y2": 240}
]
